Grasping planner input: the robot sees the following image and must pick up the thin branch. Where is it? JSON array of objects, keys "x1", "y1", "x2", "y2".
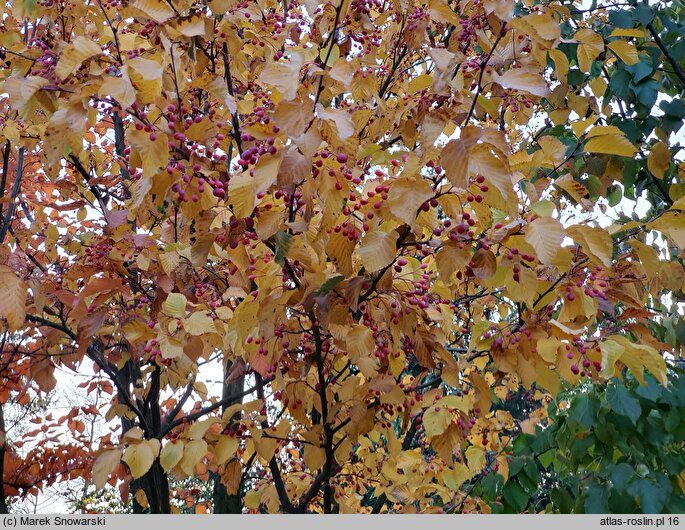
[
  {"x1": 221, "y1": 42, "x2": 244, "y2": 158},
  {"x1": 254, "y1": 373, "x2": 294, "y2": 513},
  {"x1": 159, "y1": 379, "x2": 268, "y2": 437},
  {"x1": 0, "y1": 147, "x2": 24, "y2": 245},
  {"x1": 0, "y1": 141, "x2": 10, "y2": 224},
  {"x1": 462, "y1": 25, "x2": 508, "y2": 127},
  {"x1": 162, "y1": 375, "x2": 197, "y2": 431},
  {"x1": 646, "y1": 21, "x2": 685, "y2": 91},
  {"x1": 371, "y1": 415, "x2": 421, "y2": 513}
]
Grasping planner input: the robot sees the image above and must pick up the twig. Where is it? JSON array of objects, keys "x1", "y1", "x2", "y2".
[
  {"x1": 646, "y1": 21, "x2": 685, "y2": 90},
  {"x1": 0, "y1": 147, "x2": 24, "y2": 245},
  {"x1": 159, "y1": 379, "x2": 268, "y2": 437},
  {"x1": 462, "y1": 25, "x2": 508, "y2": 127}
]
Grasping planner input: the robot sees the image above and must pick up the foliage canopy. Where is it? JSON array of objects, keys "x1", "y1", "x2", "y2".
[{"x1": 0, "y1": 0, "x2": 684, "y2": 514}]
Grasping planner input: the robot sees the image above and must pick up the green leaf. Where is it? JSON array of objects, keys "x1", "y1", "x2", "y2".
[
  {"x1": 594, "y1": 421, "x2": 619, "y2": 445},
  {"x1": 538, "y1": 448, "x2": 556, "y2": 469},
  {"x1": 627, "y1": 477, "x2": 670, "y2": 513},
  {"x1": 608, "y1": 462, "x2": 634, "y2": 490},
  {"x1": 635, "y1": 374, "x2": 662, "y2": 401},
  {"x1": 626, "y1": 61, "x2": 654, "y2": 84},
  {"x1": 316, "y1": 275, "x2": 344, "y2": 295},
  {"x1": 633, "y1": 79, "x2": 659, "y2": 107},
  {"x1": 606, "y1": 384, "x2": 642, "y2": 424},
  {"x1": 584, "y1": 482, "x2": 610, "y2": 513},
  {"x1": 503, "y1": 480, "x2": 530, "y2": 512},
  {"x1": 550, "y1": 487, "x2": 574, "y2": 513},
  {"x1": 607, "y1": 184, "x2": 623, "y2": 207},
  {"x1": 633, "y1": 5, "x2": 654, "y2": 26},
  {"x1": 609, "y1": 69, "x2": 633, "y2": 100},
  {"x1": 660, "y1": 98, "x2": 685, "y2": 119},
  {"x1": 609, "y1": 9, "x2": 634, "y2": 28},
  {"x1": 568, "y1": 394, "x2": 599, "y2": 428},
  {"x1": 274, "y1": 230, "x2": 293, "y2": 265}
]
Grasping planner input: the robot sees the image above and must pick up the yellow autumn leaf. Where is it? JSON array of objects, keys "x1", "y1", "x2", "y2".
[
  {"x1": 601, "y1": 335, "x2": 667, "y2": 386},
  {"x1": 585, "y1": 135, "x2": 637, "y2": 157},
  {"x1": 258, "y1": 54, "x2": 303, "y2": 101},
  {"x1": 358, "y1": 229, "x2": 398, "y2": 272},
  {"x1": 466, "y1": 446, "x2": 485, "y2": 472},
  {"x1": 122, "y1": 439, "x2": 160, "y2": 479},
  {"x1": 184, "y1": 312, "x2": 216, "y2": 335},
  {"x1": 55, "y1": 36, "x2": 101, "y2": 80},
  {"x1": 99, "y1": 73, "x2": 136, "y2": 109},
  {"x1": 127, "y1": 129, "x2": 169, "y2": 179},
  {"x1": 575, "y1": 29, "x2": 604, "y2": 73},
  {"x1": 128, "y1": 57, "x2": 164, "y2": 80},
  {"x1": 174, "y1": 14, "x2": 206, "y2": 37},
  {"x1": 440, "y1": 139, "x2": 469, "y2": 189},
  {"x1": 549, "y1": 50, "x2": 569, "y2": 81},
  {"x1": 159, "y1": 336, "x2": 184, "y2": 359},
  {"x1": 586, "y1": 125, "x2": 625, "y2": 138},
  {"x1": 0, "y1": 266, "x2": 27, "y2": 331},
  {"x1": 423, "y1": 404, "x2": 452, "y2": 437},
  {"x1": 214, "y1": 436, "x2": 239, "y2": 465},
  {"x1": 92, "y1": 449, "x2": 122, "y2": 490},
  {"x1": 346, "y1": 325, "x2": 374, "y2": 359},
  {"x1": 607, "y1": 40, "x2": 639, "y2": 65},
  {"x1": 304, "y1": 445, "x2": 326, "y2": 471},
  {"x1": 160, "y1": 440, "x2": 185, "y2": 472},
  {"x1": 442, "y1": 463, "x2": 472, "y2": 490},
  {"x1": 610, "y1": 28, "x2": 647, "y2": 38},
  {"x1": 566, "y1": 225, "x2": 613, "y2": 267},
  {"x1": 328, "y1": 58, "x2": 355, "y2": 87},
  {"x1": 648, "y1": 210, "x2": 685, "y2": 248},
  {"x1": 438, "y1": 394, "x2": 472, "y2": 414},
  {"x1": 132, "y1": 0, "x2": 175, "y2": 22},
  {"x1": 494, "y1": 68, "x2": 550, "y2": 97},
  {"x1": 159, "y1": 251, "x2": 180, "y2": 275},
  {"x1": 435, "y1": 242, "x2": 470, "y2": 281},
  {"x1": 163, "y1": 292, "x2": 187, "y2": 318},
  {"x1": 469, "y1": 144, "x2": 511, "y2": 199},
  {"x1": 316, "y1": 104, "x2": 355, "y2": 140},
  {"x1": 647, "y1": 142, "x2": 670, "y2": 179},
  {"x1": 180, "y1": 439, "x2": 208, "y2": 476},
  {"x1": 4, "y1": 76, "x2": 49, "y2": 110},
  {"x1": 228, "y1": 172, "x2": 256, "y2": 219},
  {"x1": 387, "y1": 177, "x2": 433, "y2": 227},
  {"x1": 536, "y1": 337, "x2": 560, "y2": 363},
  {"x1": 188, "y1": 418, "x2": 220, "y2": 440},
  {"x1": 524, "y1": 216, "x2": 565, "y2": 266},
  {"x1": 555, "y1": 174, "x2": 593, "y2": 210}
]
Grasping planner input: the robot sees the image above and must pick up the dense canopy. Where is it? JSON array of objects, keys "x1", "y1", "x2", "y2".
[{"x1": 0, "y1": 0, "x2": 684, "y2": 514}]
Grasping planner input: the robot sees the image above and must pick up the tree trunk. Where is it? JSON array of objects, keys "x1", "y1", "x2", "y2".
[
  {"x1": 0, "y1": 404, "x2": 8, "y2": 514},
  {"x1": 132, "y1": 365, "x2": 171, "y2": 513},
  {"x1": 212, "y1": 362, "x2": 244, "y2": 513}
]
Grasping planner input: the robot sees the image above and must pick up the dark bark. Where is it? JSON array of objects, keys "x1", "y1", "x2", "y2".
[
  {"x1": 130, "y1": 365, "x2": 171, "y2": 514},
  {"x1": 0, "y1": 404, "x2": 8, "y2": 514},
  {"x1": 212, "y1": 361, "x2": 244, "y2": 513}
]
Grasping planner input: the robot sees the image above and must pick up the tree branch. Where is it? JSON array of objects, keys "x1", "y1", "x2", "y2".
[
  {"x1": 646, "y1": 21, "x2": 685, "y2": 91},
  {"x1": 462, "y1": 25, "x2": 508, "y2": 127},
  {"x1": 0, "y1": 147, "x2": 24, "y2": 246},
  {"x1": 254, "y1": 373, "x2": 294, "y2": 513},
  {"x1": 159, "y1": 379, "x2": 268, "y2": 438}
]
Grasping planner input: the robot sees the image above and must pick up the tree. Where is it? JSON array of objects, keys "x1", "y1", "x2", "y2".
[{"x1": 0, "y1": 0, "x2": 683, "y2": 514}]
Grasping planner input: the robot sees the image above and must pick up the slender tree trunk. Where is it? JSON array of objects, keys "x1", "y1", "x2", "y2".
[
  {"x1": 0, "y1": 404, "x2": 8, "y2": 514},
  {"x1": 127, "y1": 365, "x2": 171, "y2": 514},
  {"x1": 115, "y1": 360, "x2": 146, "y2": 513},
  {"x1": 142, "y1": 367, "x2": 170, "y2": 513},
  {"x1": 212, "y1": 361, "x2": 244, "y2": 513}
]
